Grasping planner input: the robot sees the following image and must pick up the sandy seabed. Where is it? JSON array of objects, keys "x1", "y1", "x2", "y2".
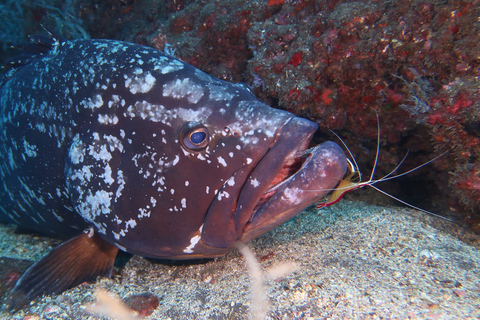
[{"x1": 0, "y1": 199, "x2": 479, "y2": 319}]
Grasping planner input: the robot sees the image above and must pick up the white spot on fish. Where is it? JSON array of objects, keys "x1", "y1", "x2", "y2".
[
  {"x1": 208, "y1": 83, "x2": 235, "y2": 101},
  {"x1": 282, "y1": 187, "x2": 303, "y2": 205},
  {"x1": 172, "y1": 155, "x2": 180, "y2": 166},
  {"x1": 183, "y1": 234, "x2": 201, "y2": 254},
  {"x1": 217, "y1": 156, "x2": 227, "y2": 167},
  {"x1": 80, "y1": 94, "x2": 103, "y2": 111},
  {"x1": 154, "y1": 58, "x2": 184, "y2": 74},
  {"x1": 102, "y1": 164, "x2": 114, "y2": 185},
  {"x1": 217, "y1": 190, "x2": 230, "y2": 201},
  {"x1": 126, "y1": 218, "x2": 137, "y2": 229},
  {"x1": 69, "y1": 135, "x2": 84, "y2": 164},
  {"x1": 88, "y1": 143, "x2": 112, "y2": 162},
  {"x1": 113, "y1": 215, "x2": 123, "y2": 225},
  {"x1": 113, "y1": 218, "x2": 138, "y2": 239},
  {"x1": 125, "y1": 71, "x2": 156, "y2": 94},
  {"x1": 251, "y1": 178, "x2": 260, "y2": 188},
  {"x1": 150, "y1": 196, "x2": 157, "y2": 207},
  {"x1": 115, "y1": 170, "x2": 125, "y2": 200},
  {"x1": 162, "y1": 78, "x2": 204, "y2": 104},
  {"x1": 98, "y1": 114, "x2": 119, "y2": 125},
  {"x1": 138, "y1": 208, "x2": 151, "y2": 219},
  {"x1": 36, "y1": 123, "x2": 46, "y2": 133},
  {"x1": 7, "y1": 149, "x2": 16, "y2": 169},
  {"x1": 23, "y1": 140, "x2": 38, "y2": 158},
  {"x1": 76, "y1": 190, "x2": 113, "y2": 234}
]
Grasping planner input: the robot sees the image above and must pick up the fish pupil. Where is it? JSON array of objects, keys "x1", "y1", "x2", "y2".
[{"x1": 190, "y1": 131, "x2": 207, "y2": 145}]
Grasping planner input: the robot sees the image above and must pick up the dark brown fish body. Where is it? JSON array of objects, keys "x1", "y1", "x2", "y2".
[{"x1": 0, "y1": 33, "x2": 347, "y2": 310}]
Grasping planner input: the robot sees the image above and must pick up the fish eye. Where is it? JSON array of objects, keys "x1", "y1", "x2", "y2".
[{"x1": 179, "y1": 122, "x2": 210, "y2": 151}]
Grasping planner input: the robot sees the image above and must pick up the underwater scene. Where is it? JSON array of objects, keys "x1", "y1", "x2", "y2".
[{"x1": 0, "y1": 0, "x2": 479, "y2": 318}]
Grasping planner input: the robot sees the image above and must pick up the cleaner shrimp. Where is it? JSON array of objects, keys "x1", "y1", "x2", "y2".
[{"x1": 315, "y1": 118, "x2": 451, "y2": 221}]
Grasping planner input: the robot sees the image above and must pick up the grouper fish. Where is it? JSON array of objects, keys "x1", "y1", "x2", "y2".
[{"x1": 0, "y1": 31, "x2": 347, "y2": 310}]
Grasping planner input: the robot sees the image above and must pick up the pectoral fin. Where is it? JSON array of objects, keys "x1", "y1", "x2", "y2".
[{"x1": 7, "y1": 229, "x2": 118, "y2": 312}]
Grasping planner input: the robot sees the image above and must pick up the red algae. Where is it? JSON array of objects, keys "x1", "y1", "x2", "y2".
[
  {"x1": 268, "y1": 0, "x2": 285, "y2": 6},
  {"x1": 244, "y1": 0, "x2": 480, "y2": 221}
]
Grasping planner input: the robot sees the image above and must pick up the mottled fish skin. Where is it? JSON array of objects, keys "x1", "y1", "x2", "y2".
[{"x1": 0, "y1": 36, "x2": 347, "y2": 260}]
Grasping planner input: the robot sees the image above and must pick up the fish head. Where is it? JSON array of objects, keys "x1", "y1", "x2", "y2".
[{"x1": 65, "y1": 42, "x2": 347, "y2": 259}]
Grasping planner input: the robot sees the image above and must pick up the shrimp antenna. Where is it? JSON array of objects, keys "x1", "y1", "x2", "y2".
[
  {"x1": 318, "y1": 114, "x2": 452, "y2": 222},
  {"x1": 328, "y1": 130, "x2": 361, "y2": 181},
  {"x1": 369, "y1": 112, "x2": 381, "y2": 182},
  {"x1": 368, "y1": 184, "x2": 451, "y2": 220}
]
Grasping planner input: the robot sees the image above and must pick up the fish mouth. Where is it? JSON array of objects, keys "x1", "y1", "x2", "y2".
[
  {"x1": 252, "y1": 140, "x2": 312, "y2": 212},
  {"x1": 199, "y1": 116, "x2": 347, "y2": 251},
  {"x1": 236, "y1": 117, "x2": 348, "y2": 242}
]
